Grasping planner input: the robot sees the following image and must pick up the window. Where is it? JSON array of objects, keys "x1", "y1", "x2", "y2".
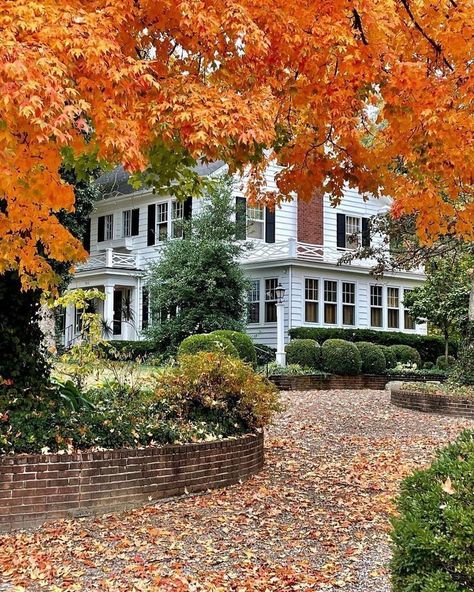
[
  {"x1": 345, "y1": 216, "x2": 361, "y2": 249},
  {"x1": 247, "y1": 205, "x2": 265, "y2": 240},
  {"x1": 104, "y1": 214, "x2": 114, "y2": 240},
  {"x1": 324, "y1": 280, "x2": 337, "y2": 324},
  {"x1": 342, "y1": 282, "x2": 356, "y2": 325},
  {"x1": 265, "y1": 278, "x2": 278, "y2": 323},
  {"x1": 305, "y1": 278, "x2": 319, "y2": 323},
  {"x1": 387, "y1": 287, "x2": 400, "y2": 328},
  {"x1": 171, "y1": 201, "x2": 184, "y2": 238},
  {"x1": 403, "y1": 289, "x2": 416, "y2": 330},
  {"x1": 141, "y1": 288, "x2": 149, "y2": 329},
  {"x1": 247, "y1": 280, "x2": 260, "y2": 324},
  {"x1": 122, "y1": 210, "x2": 132, "y2": 237},
  {"x1": 157, "y1": 203, "x2": 169, "y2": 241},
  {"x1": 370, "y1": 285, "x2": 383, "y2": 327}
]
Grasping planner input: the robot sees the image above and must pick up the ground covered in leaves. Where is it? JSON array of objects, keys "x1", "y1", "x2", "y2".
[{"x1": 1, "y1": 389, "x2": 473, "y2": 592}]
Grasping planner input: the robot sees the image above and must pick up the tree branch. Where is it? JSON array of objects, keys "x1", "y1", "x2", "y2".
[{"x1": 352, "y1": 9, "x2": 368, "y2": 45}]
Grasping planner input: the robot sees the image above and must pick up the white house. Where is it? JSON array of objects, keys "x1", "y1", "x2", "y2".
[{"x1": 64, "y1": 162, "x2": 426, "y2": 348}]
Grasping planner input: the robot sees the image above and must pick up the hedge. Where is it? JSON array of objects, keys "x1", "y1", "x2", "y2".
[
  {"x1": 211, "y1": 330, "x2": 257, "y2": 368},
  {"x1": 178, "y1": 334, "x2": 239, "y2": 358},
  {"x1": 285, "y1": 339, "x2": 321, "y2": 369},
  {"x1": 355, "y1": 342, "x2": 386, "y2": 374},
  {"x1": 391, "y1": 430, "x2": 474, "y2": 592},
  {"x1": 288, "y1": 327, "x2": 457, "y2": 363},
  {"x1": 321, "y1": 339, "x2": 362, "y2": 375}
]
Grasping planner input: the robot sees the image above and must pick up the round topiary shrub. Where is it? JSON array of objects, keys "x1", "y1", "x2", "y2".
[
  {"x1": 285, "y1": 339, "x2": 321, "y2": 369},
  {"x1": 321, "y1": 339, "x2": 362, "y2": 376},
  {"x1": 391, "y1": 430, "x2": 474, "y2": 592},
  {"x1": 211, "y1": 330, "x2": 257, "y2": 368},
  {"x1": 381, "y1": 345, "x2": 398, "y2": 369},
  {"x1": 389, "y1": 344, "x2": 422, "y2": 368},
  {"x1": 355, "y1": 342, "x2": 386, "y2": 374},
  {"x1": 178, "y1": 334, "x2": 239, "y2": 359},
  {"x1": 436, "y1": 355, "x2": 456, "y2": 370},
  {"x1": 423, "y1": 361, "x2": 435, "y2": 370}
]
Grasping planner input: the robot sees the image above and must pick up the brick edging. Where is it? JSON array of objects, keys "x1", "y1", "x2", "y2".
[
  {"x1": 269, "y1": 374, "x2": 446, "y2": 391},
  {"x1": 391, "y1": 386, "x2": 474, "y2": 419},
  {"x1": 0, "y1": 432, "x2": 264, "y2": 533}
]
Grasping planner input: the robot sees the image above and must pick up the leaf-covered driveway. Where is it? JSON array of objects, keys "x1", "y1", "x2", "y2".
[{"x1": 1, "y1": 389, "x2": 473, "y2": 592}]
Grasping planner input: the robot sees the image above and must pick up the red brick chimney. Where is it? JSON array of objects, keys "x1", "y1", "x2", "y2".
[{"x1": 297, "y1": 192, "x2": 324, "y2": 245}]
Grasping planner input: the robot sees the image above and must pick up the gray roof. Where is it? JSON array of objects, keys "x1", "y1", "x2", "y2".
[{"x1": 95, "y1": 161, "x2": 226, "y2": 199}]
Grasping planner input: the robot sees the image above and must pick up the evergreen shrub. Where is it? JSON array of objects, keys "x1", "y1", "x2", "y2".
[
  {"x1": 211, "y1": 330, "x2": 257, "y2": 367},
  {"x1": 178, "y1": 334, "x2": 239, "y2": 358},
  {"x1": 322, "y1": 339, "x2": 362, "y2": 375},
  {"x1": 285, "y1": 339, "x2": 321, "y2": 369},
  {"x1": 381, "y1": 345, "x2": 398, "y2": 369},
  {"x1": 389, "y1": 344, "x2": 422, "y2": 367},
  {"x1": 355, "y1": 342, "x2": 386, "y2": 374},
  {"x1": 436, "y1": 355, "x2": 456, "y2": 370}
]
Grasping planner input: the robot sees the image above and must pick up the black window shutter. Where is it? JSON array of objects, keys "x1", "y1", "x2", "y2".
[
  {"x1": 147, "y1": 204, "x2": 156, "y2": 246},
  {"x1": 97, "y1": 216, "x2": 105, "y2": 243},
  {"x1": 83, "y1": 218, "x2": 91, "y2": 252},
  {"x1": 184, "y1": 196, "x2": 192, "y2": 220},
  {"x1": 362, "y1": 217, "x2": 370, "y2": 247},
  {"x1": 131, "y1": 208, "x2": 140, "y2": 236},
  {"x1": 336, "y1": 213, "x2": 346, "y2": 248},
  {"x1": 235, "y1": 196, "x2": 247, "y2": 240},
  {"x1": 265, "y1": 207, "x2": 276, "y2": 243}
]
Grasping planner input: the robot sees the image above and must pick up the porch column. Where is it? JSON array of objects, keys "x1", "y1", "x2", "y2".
[{"x1": 103, "y1": 285, "x2": 114, "y2": 337}]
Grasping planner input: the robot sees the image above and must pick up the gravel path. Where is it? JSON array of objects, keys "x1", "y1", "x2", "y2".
[{"x1": 1, "y1": 389, "x2": 473, "y2": 591}]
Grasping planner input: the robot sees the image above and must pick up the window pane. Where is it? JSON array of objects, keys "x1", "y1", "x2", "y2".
[
  {"x1": 171, "y1": 201, "x2": 184, "y2": 238},
  {"x1": 265, "y1": 278, "x2": 278, "y2": 323},
  {"x1": 324, "y1": 281, "x2": 337, "y2": 302},
  {"x1": 387, "y1": 287, "x2": 399, "y2": 308},
  {"x1": 371, "y1": 307, "x2": 383, "y2": 327},
  {"x1": 247, "y1": 280, "x2": 260, "y2": 324},
  {"x1": 157, "y1": 203, "x2": 168, "y2": 241},
  {"x1": 370, "y1": 286, "x2": 383, "y2": 306},
  {"x1": 388, "y1": 309, "x2": 399, "y2": 328},
  {"x1": 265, "y1": 302, "x2": 277, "y2": 323},
  {"x1": 305, "y1": 278, "x2": 318, "y2": 302},
  {"x1": 343, "y1": 305, "x2": 355, "y2": 325},
  {"x1": 122, "y1": 210, "x2": 132, "y2": 237},
  {"x1": 404, "y1": 311, "x2": 415, "y2": 330},
  {"x1": 324, "y1": 303, "x2": 337, "y2": 324},
  {"x1": 305, "y1": 301, "x2": 318, "y2": 323},
  {"x1": 105, "y1": 214, "x2": 113, "y2": 240},
  {"x1": 342, "y1": 282, "x2": 355, "y2": 304},
  {"x1": 345, "y1": 216, "x2": 361, "y2": 249}
]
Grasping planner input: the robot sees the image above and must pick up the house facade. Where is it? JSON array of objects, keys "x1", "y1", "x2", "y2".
[{"x1": 64, "y1": 162, "x2": 426, "y2": 348}]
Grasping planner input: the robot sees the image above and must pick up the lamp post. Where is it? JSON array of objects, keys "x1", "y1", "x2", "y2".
[{"x1": 274, "y1": 283, "x2": 286, "y2": 366}]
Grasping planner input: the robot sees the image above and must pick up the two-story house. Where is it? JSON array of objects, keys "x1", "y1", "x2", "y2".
[{"x1": 64, "y1": 162, "x2": 426, "y2": 348}]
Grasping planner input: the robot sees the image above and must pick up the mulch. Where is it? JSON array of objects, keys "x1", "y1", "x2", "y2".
[{"x1": 1, "y1": 389, "x2": 472, "y2": 591}]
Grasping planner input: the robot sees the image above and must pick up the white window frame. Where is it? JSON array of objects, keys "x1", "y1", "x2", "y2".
[
  {"x1": 387, "y1": 286, "x2": 400, "y2": 329},
  {"x1": 323, "y1": 280, "x2": 338, "y2": 325},
  {"x1": 247, "y1": 279, "x2": 260, "y2": 324},
  {"x1": 246, "y1": 205, "x2": 265, "y2": 240},
  {"x1": 264, "y1": 277, "x2": 278, "y2": 324},
  {"x1": 345, "y1": 216, "x2": 361, "y2": 250},
  {"x1": 403, "y1": 288, "x2": 416, "y2": 331},
  {"x1": 171, "y1": 200, "x2": 184, "y2": 238},
  {"x1": 342, "y1": 282, "x2": 356, "y2": 326},
  {"x1": 304, "y1": 278, "x2": 319, "y2": 324},
  {"x1": 156, "y1": 199, "x2": 185, "y2": 241},
  {"x1": 370, "y1": 285, "x2": 383, "y2": 328},
  {"x1": 122, "y1": 209, "x2": 132, "y2": 238},
  {"x1": 104, "y1": 213, "x2": 114, "y2": 241}
]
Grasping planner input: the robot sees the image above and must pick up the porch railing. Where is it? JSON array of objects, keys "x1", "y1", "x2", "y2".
[{"x1": 76, "y1": 249, "x2": 139, "y2": 272}]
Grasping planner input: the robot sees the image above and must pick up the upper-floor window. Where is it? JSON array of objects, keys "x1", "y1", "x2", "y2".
[
  {"x1": 247, "y1": 205, "x2": 265, "y2": 240},
  {"x1": 122, "y1": 208, "x2": 140, "y2": 238},
  {"x1": 337, "y1": 213, "x2": 370, "y2": 250},
  {"x1": 247, "y1": 279, "x2": 260, "y2": 324},
  {"x1": 98, "y1": 213, "x2": 114, "y2": 242},
  {"x1": 157, "y1": 203, "x2": 169, "y2": 241},
  {"x1": 265, "y1": 278, "x2": 278, "y2": 323},
  {"x1": 305, "y1": 278, "x2": 319, "y2": 323},
  {"x1": 345, "y1": 216, "x2": 361, "y2": 249},
  {"x1": 370, "y1": 285, "x2": 383, "y2": 327},
  {"x1": 403, "y1": 289, "x2": 416, "y2": 330},
  {"x1": 171, "y1": 201, "x2": 184, "y2": 238}
]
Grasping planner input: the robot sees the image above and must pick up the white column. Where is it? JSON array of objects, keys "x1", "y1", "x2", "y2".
[
  {"x1": 103, "y1": 285, "x2": 114, "y2": 338},
  {"x1": 105, "y1": 248, "x2": 113, "y2": 268},
  {"x1": 276, "y1": 301, "x2": 286, "y2": 366}
]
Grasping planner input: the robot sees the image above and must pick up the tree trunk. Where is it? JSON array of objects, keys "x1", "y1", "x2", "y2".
[{"x1": 444, "y1": 328, "x2": 449, "y2": 362}]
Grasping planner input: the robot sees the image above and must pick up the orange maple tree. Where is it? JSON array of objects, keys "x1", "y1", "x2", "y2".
[{"x1": 1, "y1": 0, "x2": 473, "y2": 289}]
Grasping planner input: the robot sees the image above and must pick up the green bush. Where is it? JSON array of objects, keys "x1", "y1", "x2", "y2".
[
  {"x1": 389, "y1": 344, "x2": 422, "y2": 367},
  {"x1": 285, "y1": 339, "x2": 321, "y2": 369},
  {"x1": 288, "y1": 327, "x2": 457, "y2": 363},
  {"x1": 266, "y1": 362, "x2": 327, "y2": 376},
  {"x1": 98, "y1": 340, "x2": 156, "y2": 361},
  {"x1": 255, "y1": 344, "x2": 276, "y2": 366},
  {"x1": 322, "y1": 339, "x2": 362, "y2": 375},
  {"x1": 381, "y1": 345, "x2": 398, "y2": 369},
  {"x1": 423, "y1": 361, "x2": 435, "y2": 370},
  {"x1": 178, "y1": 334, "x2": 239, "y2": 358},
  {"x1": 436, "y1": 355, "x2": 456, "y2": 370},
  {"x1": 355, "y1": 342, "x2": 386, "y2": 374},
  {"x1": 391, "y1": 430, "x2": 474, "y2": 592},
  {"x1": 450, "y1": 345, "x2": 474, "y2": 386},
  {"x1": 211, "y1": 330, "x2": 257, "y2": 367}
]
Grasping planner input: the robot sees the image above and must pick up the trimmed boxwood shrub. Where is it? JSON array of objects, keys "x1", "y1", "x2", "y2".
[
  {"x1": 285, "y1": 339, "x2": 321, "y2": 369},
  {"x1": 423, "y1": 361, "x2": 435, "y2": 370},
  {"x1": 211, "y1": 330, "x2": 257, "y2": 368},
  {"x1": 381, "y1": 345, "x2": 397, "y2": 369},
  {"x1": 391, "y1": 430, "x2": 474, "y2": 592},
  {"x1": 389, "y1": 344, "x2": 422, "y2": 367},
  {"x1": 436, "y1": 355, "x2": 456, "y2": 370},
  {"x1": 288, "y1": 327, "x2": 457, "y2": 363},
  {"x1": 322, "y1": 339, "x2": 362, "y2": 375},
  {"x1": 355, "y1": 342, "x2": 386, "y2": 374},
  {"x1": 178, "y1": 334, "x2": 239, "y2": 358}
]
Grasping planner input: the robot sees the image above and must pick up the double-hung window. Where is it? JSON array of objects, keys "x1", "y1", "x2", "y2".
[
  {"x1": 342, "y1": 282, "x2": 356, "y2": 325},
  {"x1": 403, "y1": 289, "x2": 416, "y2": 330},
  {"x1": 122, "y1": 210, "x2": 132, "y2": 237},
  {"x1": 247, "y1": 205, "x2": 265, "y2": 240},
  {"x1": 305, "y1": 279, "x2": 319, "y2": 323},
  {"x1": 345, "y1": 216, "x2": 361, "y2": 249},
  {"x1": 370, "y1": 285, "x2": 383, "y2": 327},
  {"x1": 387, "y1": 287, "x2": 400, "y2": 329},
  {"x1": 324, "y1": 280, "x2": 337, "y2": 324},
  {"x1": 104, "y1": 214, "x2": 114, "y2": 240},
  {"x1": 157, "y1": 203, "x2": 169, "y2": 241},
  {"x1": 171, "y1": 201, "x2": 184, "y2": 238},
  {"x1": 265, "y1": 278, "x2": 278, "y2": 322},
  {"x1": 247, "y1": 280, "x2": 260, "y2": 324}
]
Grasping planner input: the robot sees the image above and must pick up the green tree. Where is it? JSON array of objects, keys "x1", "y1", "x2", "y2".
[
  {"x1": 146, "y1": 178, "x2": 250, "y2": 355},
  {"x1": 403, "y1": 257, "x2": 472, "y2": 360}
]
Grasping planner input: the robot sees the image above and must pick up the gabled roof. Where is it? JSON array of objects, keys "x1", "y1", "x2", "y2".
[{"x1": 95, "y1": 161, "x2": 226, "y2": 199}]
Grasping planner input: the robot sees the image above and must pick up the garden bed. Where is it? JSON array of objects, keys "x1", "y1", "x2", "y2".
[
  {"x1": 0, "y1": 432, "x2": 264, "y2": 533},
  {"x1": 391, "y1": 384, "x2": 474, "y2": 419},
  {"x1": 270, "y1": 373, "x2": 447, "y2": 391}
]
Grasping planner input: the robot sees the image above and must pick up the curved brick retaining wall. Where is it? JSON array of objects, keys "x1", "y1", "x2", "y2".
[
  {"x1": 270, "y1": 374, "x2": 446, "y2": 391},
  {"x1": 0, "y1": 432, "x2": 263, "y2": 533},
  {"x1": 391, "y1": 387, "x2": 474, "y2": 419}
]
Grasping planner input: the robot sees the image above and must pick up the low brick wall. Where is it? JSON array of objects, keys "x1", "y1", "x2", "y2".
[
  {"x1": 270, "y1": 374, "x2": 446, "y2": 391},
  {"x1": 0, "y1": 433, "x2": 263, "y2": 533},
  {"x1": 391, "y1": 386, "x2": 474, "y2": 419}
]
